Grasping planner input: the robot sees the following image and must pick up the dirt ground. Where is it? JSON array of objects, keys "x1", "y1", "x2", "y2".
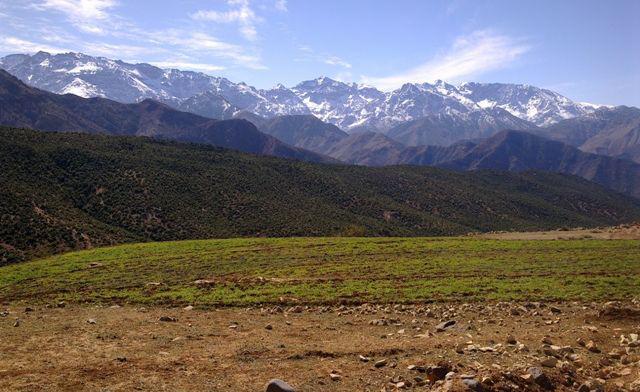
[
  {"x1": 1, "y1": 301, "x2": 639, "y2": 391},
  {"x1": 472, "y1": 224, "x2": 640, "y2": 240}
]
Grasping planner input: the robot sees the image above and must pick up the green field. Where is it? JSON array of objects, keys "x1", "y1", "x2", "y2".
[{"x1": 1, "y1": 237, "x2": 639, "y2": 305}]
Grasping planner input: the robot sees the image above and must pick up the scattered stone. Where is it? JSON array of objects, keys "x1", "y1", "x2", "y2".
[
  {"x1": 24, "y1": 307, "x2": 34, "y2": 313},
  {"x1": 528, "y1": 367, "x2": 554, "y2": 390},
  {"x1": 183, "y1": 305, "x2": 194, "y2": 311},
  {"x1": 435, "y1": 320, "x2": 456, "y2": 332},
  {"x1": 13, "y1": 319, "x2": 20, "y2": 327},
  {"x1": 578, "y1": 378, "x2": 604, "y2": 392},
  {"x1": 462, "y1": 378, "x2": 481, "y2": 391},
  {"x1": 358, "y1": 355, "x2": 371, "y2": 362},
  {"x1": 550, "y1": 306, "x2": 562, "y2": 314},
  {"x1": 374, "y1": 358, "x2": 388, "y2": 368},
  {"x1": 426, "y1": 363, "x2": 451, "y2": 382},
  {"x1": 542, "y1": 337, "x2": 554, "y2": 345},
  {"x1": 506, "y1": 335, "x2": 517, "y2": 344},
  {"x1": 586, "y1": 341, "x2": 601, "y2": 353},
  {"x1": 329, "y1": 371, "x2": 342, "y2": 381},
  {"x1": 265, "y1": 379, "x2": 295, "y2": 392},
  {"x1": 87, "y1": 318, "x2": 97, "y2": 324},
  {"x1": 541, "y1": 357, "x2": 558, "y2": 368},
  {"x1": 265, "y1": 324, "x2": 273, "y2": 330},
  {"x1": 89, "y1": 262, "x2": 103, "y2": 268},
  {"x1": 159, "y1": 316, "x2": 177, "y2": 322},
  {"x1": 115, "y1": 356, "x2": 127, "y2": 362}
]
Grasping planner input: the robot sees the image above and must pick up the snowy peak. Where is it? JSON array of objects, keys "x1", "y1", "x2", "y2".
[{"x1": 0, "y1": 51, "x2": 601, "y2": 130}]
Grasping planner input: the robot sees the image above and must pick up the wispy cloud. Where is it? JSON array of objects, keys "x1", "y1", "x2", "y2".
[
  {"x1": 154, "y1": 30, "x2": 266, "y2": 70},
  {"x1": 274, "y1": 0, "x2": 287, "y2": 12},
  {"x1": 362, "y1": 30, "x2": 530, "y2": 91},
  {"x1": 33, "y1": 0, "x2": 118, "y2": 34},
  {"x1": 191, "y1": 0, "x2": 261, "y2": 41},
  {"x1": 0, "y1": 36, "x2": 69, "y2": 54},
  {"x1": 324, "y1": 55, "x2": 351, "y2": 68},
  {"x1": 149, "y1": 61, "x2": 225, "y2": 73},
  {"x1": 295, "y1": 45, "x2": 352, "y2": 69}
]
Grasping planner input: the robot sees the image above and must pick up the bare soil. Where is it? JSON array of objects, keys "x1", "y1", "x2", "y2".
[
  {"x1": 1, "y1": 302, "x2": 639, "y2": 391},
  {"x1": 472, "y1": 224, "x2": 640, "y2": 240}
]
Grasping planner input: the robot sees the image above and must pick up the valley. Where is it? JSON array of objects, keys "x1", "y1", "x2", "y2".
[{"x1": 0, "y1": 16, "x2": 639, "y2": 391}]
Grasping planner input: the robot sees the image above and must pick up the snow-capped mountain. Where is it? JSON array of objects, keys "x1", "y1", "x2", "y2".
[
  {"x1": 0, "y1": 51, "x2": 599, "y2": 132},
  {"x1": 458, "y1": 82, "x2": 596, "y2": 126}
]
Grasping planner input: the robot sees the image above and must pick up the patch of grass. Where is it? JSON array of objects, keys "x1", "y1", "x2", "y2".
[{"x1": 0, "y1": 237, "x2": 638, "y2": 305}]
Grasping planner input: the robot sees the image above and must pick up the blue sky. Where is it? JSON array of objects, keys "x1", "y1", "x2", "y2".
[{"x1": 0, "y1": 0, "x2": 638, "y2": 105}]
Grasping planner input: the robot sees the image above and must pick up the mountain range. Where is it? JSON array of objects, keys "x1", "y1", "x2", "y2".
[
  {"x1": 0, "y1": 69, "x2": 330, "y2": 163},
  {"x1": 0, "y1": 51, "x2": 599, "y2": 134},
  {"x1": 4, "y1": 126, "x2": 640, "y2": 264},
  {"x1": 2, "y1": 51, "x2": 640, "y2": 201}
]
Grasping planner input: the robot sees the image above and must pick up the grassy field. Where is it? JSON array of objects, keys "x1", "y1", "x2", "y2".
[{"x1": 1, "y1": 237, "x2": 639, "y2": 306}]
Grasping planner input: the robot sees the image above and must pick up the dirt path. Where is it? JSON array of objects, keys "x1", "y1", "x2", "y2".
[
  {"x1": 472, "y1": 224, "x2": 640, "y2": 240},
  {"x1": 1, "y1": 302, "x2": 639, "y2": 391}
]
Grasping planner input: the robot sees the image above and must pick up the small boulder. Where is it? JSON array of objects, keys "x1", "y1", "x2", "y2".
[
  {"x1": 527, "y1": 367, "x2": 554, "y2": 390},
  {"x1": 435, "y1": 320, "x2": 456, "y2": 332},
  {"x1": 265, "y1": 379, "x2": 295, "y2": 392}
]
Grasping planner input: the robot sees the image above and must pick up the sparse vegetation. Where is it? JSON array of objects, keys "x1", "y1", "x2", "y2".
[{"x1": 1, "y1": 237, "x2": 638, "y2": 305}]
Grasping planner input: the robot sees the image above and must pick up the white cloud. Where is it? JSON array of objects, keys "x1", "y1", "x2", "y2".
[
  {"x1": 33, "y1": 0, "x2": 118, "y2": 34},
  {"x1": 0, "y1": 36, "x2": 69, "y2": 54},
  {"x1": 155, "y1": 31, "x2": 266, "y2": 70},
  {"x1": 295, "y1": 45, "x2": 352, "y2": 69},
  {"x1": 191, "y1": 0, "x2": 261, "y2": 41},
  {"x1": 324, "y1": 55, "x2": 351, "y2": 69},
  {"x1": 149, "y1": 61, "x2": 225, "y2": 73},
  {"x1": 274, "y1": 0, "x2": 287, "y2": 12},
  {"x1": 362, "y1": 30, "x2": 530, "y2": 91}
]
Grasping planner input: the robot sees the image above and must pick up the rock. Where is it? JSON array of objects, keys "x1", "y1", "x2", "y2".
[
  {"x1": 426, "y1": 363, "x2": 451, "y2": 382},
  {"x1": 374, "y1": 358, "x2": 388, "y2": 368},
  {"x1": 0, "y1": 311, "x2": 8, "y2": 317},
  {"x1": 87, "y1": 318, "x2": 97, "y2": 324},
  {"x1": 115, "y1": 356, "x2": 127, "y2": 362},
  {"x1": 550, "y1": 306, "x2": 562, "y2": 314},
  {"x1": 56, "y1": 301, "x2": 66, "y2": 308},
  {"x1": 435, "y1": 320, "x2": 456, "y2": 332},
  {"x1": 541, "y1": 357, "x2": 558, "y2": 368},
  {"x1": 183, "y1": 305, "x2": 194, "y2": 311},
  {"x1": 24, "y1": 307, "x2": 34, "y2": 313},
  {"x1": 265, "y1": 379, "x2": 295, "y2": 392},
  {"x1": 358, "y1": 355, "x2": 371, "y2": 362},
  {"x1": 13, "y1": 319, "x2": 20, "y2": 327},
  {"x1": 159, "y1": 316, "x2": 177, "y2": 322},
  {"x1": 329, "y1": 371, "x2": 342, "y2": 381},
  {"x1": 528, "y1": 367, "x2": 554, "y2": 390},
  {"x1": 542, "y1": 337, "x2": 554, "y2": 345},
  {"x1": 462, "y1": 378, "x2": 481, "y2": 391},
  {"x1": 586, "y1": 341, "x2": 601, "y2": 353},
  {"x1": 506, "y1": 335, "x2": 517, "y2": 345},
  {"x1": 578, "y1": 378, "x2": 604, "y2": 392},
  {"x1": 265, "y1": 324, "x2": 273, "y2": 330}
]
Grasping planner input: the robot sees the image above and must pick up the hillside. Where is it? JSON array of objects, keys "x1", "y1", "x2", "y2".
[
  {"x1": 2, "y1": 127, "x2": 640, "y2": 264},
  {"x1": 0, "y1": 69, "x2": 330, "y2": 163},
  {"x1": 426, "y1": 130, "x2": 640, "y2": 199},
  {"x1": 542, "y1": 106, "x2": 640, "y2": 163}
]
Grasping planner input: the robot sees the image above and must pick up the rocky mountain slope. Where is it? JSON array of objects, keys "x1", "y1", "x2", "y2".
[
  {"x1": 408, "y1": 130, "x2": 640, "y2": 199},
  {"x1": 0, "y1": 69, "x2": 331, "y2": 163},
  {"x1": 541, "y1": 106, "x2": 640, "y2": 163}
]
